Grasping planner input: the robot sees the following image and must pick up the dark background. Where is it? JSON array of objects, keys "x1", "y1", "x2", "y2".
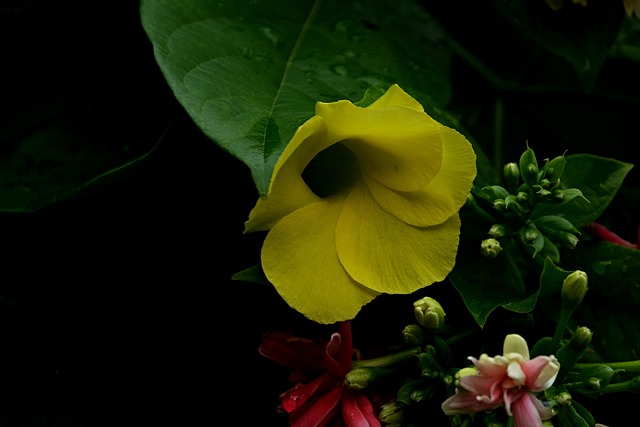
[{"x1": 0, "y1": 1, "x2": 637, "y2": 426}]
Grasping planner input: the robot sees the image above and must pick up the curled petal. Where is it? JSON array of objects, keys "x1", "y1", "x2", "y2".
[
  {"x1": 507, "y1": 361, "x2": 526, "y2": 386},
  {"x1": 458, "y1": 375, "x2": 503, "y2": 404},
  {"x1": 336, "y1": 182, "x2": 461, "y2": 294},
  {"x1": 366, "y1": 124, "x2": 476, "y2": 228},
  {"x1": 523, "y1": 356, "x2": 560, "y2": 391},
  {"x1": 316, "y1": 91, "x2": 442, "y2": 193},
  {"x1": 441, "y1": 390, "x2": 502, "y2": 415},
  {"x1": 470, "y1": 355, "x2": 508, "y2": 378}
]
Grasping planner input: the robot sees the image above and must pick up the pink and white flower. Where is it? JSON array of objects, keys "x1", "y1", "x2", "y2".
[{"x1": 441, "y1": 334, "x2": 560, "y2": 427}]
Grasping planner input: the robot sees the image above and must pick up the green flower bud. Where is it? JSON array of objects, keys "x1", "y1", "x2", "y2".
[
  {"x1": 585, "y1": 377, "x2": 601, "y2": 390},
  {"x1": 481, "y1": 185, "x2": 510, "y2": 201},
  {"x1": 503, "y1": 162, "x2": 520, "y2": 190},
  {"x1": 402, "y1": 324, "x2": 429, "y2": 346},
  {"x1": 545, "y1": 154, "x2": 566, "y2": 182},
  {"x1": 481, "y1": 238, "x2": 502, "y2": 259},
  {"x1": 551, "y1": 189, "x2": 565, "y2": 201},
  {"x1": 556, "y1": 326, "x2": 592, "y2": 378},
  {"x1": 493, "y1": 198, "x2": 506, "y2": 211},
  {"x1": 540, "y1": 178, "x2": 552, "y2": 189},
  {"x1": 378, "y1": 400, "x2": 404, "y2": 425},
  {"x1": 573, "y1": 326, "x2": 593, "y2": 348},
  {"x1": 455, "y1": 367, "x2": 478, "y2": 388},
  {"x1": 557, "y1": 232, "x2": 579, "y2": 249},
  {"x1": 488, "y1": 224, "x2": 507, "y2": 238},
  {"x1": 516, "y1": 191, "x2": 529, "y2": 203},
  {"x1": 562, "y1": 270, "x2": 588, "y2": 311},
  {"x1": 413, "y1": 297, "x2": 446, "y2": 329},
  {"x1": 519, "y1": 144, "x2": 540, "y2": 186},
  {"x1": 344, "y1": 366, "x2": 393, "y2": 389}
]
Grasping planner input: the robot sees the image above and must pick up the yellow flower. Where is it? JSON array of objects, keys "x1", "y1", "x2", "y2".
[
  {"x1": 244, "y1": 84, "x2": 476, "y2": 324},
  {"x1": 624, "y1": 0, "x2": 640, "y2": 18}
]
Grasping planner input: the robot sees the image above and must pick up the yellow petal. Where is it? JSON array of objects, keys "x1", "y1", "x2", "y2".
[
  {"x1": 261, "y1": 195, "x2": 379, "y2": 324},
  {"x1": 315, "y1": 100, "x2": 442, "y2": 193},
  {"x1": 336, "y1": 183, "x2": 461, "y2": 294},
  {"x1": 367, "y1": 83, "x2": 424, "y2": 112},
  {"x1": 244, "y1": 116, "x2": 328, "y2": 232},
  {"x1": 366, "y1": 124, "x2": 477, "y2": 227}
]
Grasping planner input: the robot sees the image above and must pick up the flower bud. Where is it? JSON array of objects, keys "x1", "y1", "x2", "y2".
[
  {"x1": 573, "y1": 326, "x2": 593, "y2": 348},
  {"x1": 519, "y1": 145, "x2": 540, "y2": 186},
  {"x1": 481, "y1": 238, "x2": 502, "y2": 259},
  {"x1": 558, "y1": 232, "x2": 579, "y2": 249},
  {"x1": 378, "y1": 400, "x2": 404, "y2": 426},
  {"x1": 503, "y1": 162, "x2": 520, "y2": 190},
  {"x1": 413, "y1": 297, "x2": 445, "y2": 329},
  {"x1": 516, "y1": 191, "x2": 529, "y2": 203},
  {"x1": 488, "y1": 224, "x2": 507, "y2": 238},
  {"x1": 562, "y1": 270, "x2": 588, "y2": 311},
  {"x1": 344, "y1": 367, "x2": 387, "y2": 390},
  {"x1": 481, "y1": 185, "x2": 510, "y2": 201},
  {"x1": 545, "y1": 155, "x2": 566, "y2": 182},
  {"x1": 493, "y1": 199, "x2": 506, "y2": 211},
  {"x1": 540, "y1": 178, "x2": 552, "y2": 189},
  {"x1": 402, "y1": 324, "x2": 429, "y2": 346}
]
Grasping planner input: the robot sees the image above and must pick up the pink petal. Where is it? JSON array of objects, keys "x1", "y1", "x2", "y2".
[
  {"x1": 471, "y1": 356, "x2": 508, "y2": 378},
  {"x1": 458, "y1": 375, "x2": 503, "y2": 404},
  {"x1": 289, "y1": 383, "x2": 344, "y2": 427},
  {"x1": 441, "y1": 390, "x2": 502, "y2": 415},
  {"x1": 512, "y1": 392, "x2": 545, "y2": 427},
  {"x1": 341, "y1": 388, "x2": 381, "y2": 427},
  {"x1": 522, "y1": 356, "x2": 559, "y2": 391}
]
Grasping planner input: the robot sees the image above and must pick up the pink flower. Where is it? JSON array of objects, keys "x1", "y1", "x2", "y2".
[
  {"x1": 259, "y1": 321, "x2": 381, "y2": 427},
  {"x1": 441, "y1": 334, "x2": 560, "y2": 427}
]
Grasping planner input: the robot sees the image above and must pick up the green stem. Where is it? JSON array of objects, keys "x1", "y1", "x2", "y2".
[
  {"x1": 550, "y1": 307, "x2": 572, "y2": 352},
  {"x1": 599, "y1": 376, "x2": 640, "y2": 394},
  {"x1": 352, "y1": 346, "x2": 422, "y2": 369},
  {"x1": 574, "y1": 360, "x2": 640, "y2": 373}
]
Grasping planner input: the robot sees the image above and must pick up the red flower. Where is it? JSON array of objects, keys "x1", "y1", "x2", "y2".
[
  {"x1": 586, "y1": 222, "x2": 638, "y2": 249},
  {"x1": 259, "y1": 321, "x2": 381, "y2": 427}
]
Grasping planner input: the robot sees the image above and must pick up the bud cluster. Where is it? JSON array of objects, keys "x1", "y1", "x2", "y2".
[{"x1": 470, "y1": 143, "x2": 588, "y2": 262}]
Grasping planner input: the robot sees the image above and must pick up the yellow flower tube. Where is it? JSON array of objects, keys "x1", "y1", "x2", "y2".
[{"x1": 245, "y1": 84, "x2": 477, "y2": 324}]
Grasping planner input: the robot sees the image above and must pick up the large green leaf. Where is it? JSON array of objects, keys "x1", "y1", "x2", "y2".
[
  {"x1": 565, "y1": 241, "x2": 640, "y2": 362},
  {"x1": 531, "y1": 154, "x2": 634, "y2": 228},
  {"x1": 0, "y1": 97, "x2": 159, "y2": 214},
  {"x1": 141, "y1": 0, "x2": 454, "y2": 195}
]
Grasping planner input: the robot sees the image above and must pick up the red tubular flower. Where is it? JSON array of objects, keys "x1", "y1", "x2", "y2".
[
  {"x1": 259, "y1": 321, "x2": 381, "y2": 427},
  {"x1": 586, "y1": 222, "x2": 638, "y2": 249}
]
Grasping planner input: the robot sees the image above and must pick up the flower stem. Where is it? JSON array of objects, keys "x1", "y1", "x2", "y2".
[
  {"x1": 574, "y1": 360, "x2": 640, "y2": 373},
  {"x1": 352, "y1": 346, "x2": 422, "y2": 369},
  {"x1": 550, "y1": 307, "x2": 572, "y2": 352},
  {"x1": 600, "y1": 376, "x2": 640, "y2": 394}
]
